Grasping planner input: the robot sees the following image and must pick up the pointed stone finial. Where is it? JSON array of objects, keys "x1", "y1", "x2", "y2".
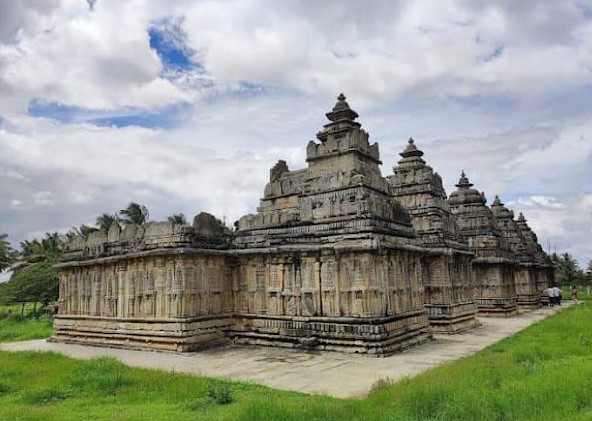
[
  {"x1": 326, "y1": 93, "x2": 359, "y2": 122},
  {"x1": 399, "y1": 137, "x2": 424, "y2": 160},
  {"x1": 456, "y1": 170, "x2": 473, "y2": 188}
]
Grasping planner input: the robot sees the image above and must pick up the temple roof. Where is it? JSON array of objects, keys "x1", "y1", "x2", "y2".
[
  {"x1": 397, "y1": 137, "x2": 426, "y2": 167},
  {"x1": 456, "y1": 170, "x2": 473, "y2": 189},
  {"x1": 448, "y1": 171, "x2": 485, "y2": 205},
  {"x1": 400, "y1": 137, "x2": 424, "y2": 158},
  {"x1": 490, "y1": 195, "x2": 515, "y2": 220}
]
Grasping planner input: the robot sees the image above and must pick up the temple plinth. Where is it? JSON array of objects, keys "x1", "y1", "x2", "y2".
[
  {"x1": 388, "y1": 138, "x2": 479, "y2": 333},
  {"x1": 448, "y1": 173, "x2": 517, "y2": 316}
]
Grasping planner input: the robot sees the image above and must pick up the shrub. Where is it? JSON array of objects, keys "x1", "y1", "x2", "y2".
[{"x1": 206, "y1": 381, "x2": 233, "y2": 405}]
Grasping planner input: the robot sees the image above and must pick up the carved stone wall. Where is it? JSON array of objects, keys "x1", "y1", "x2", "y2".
[
  {"x1": 55, "y1": 250, "x2": 233, "y2": 352},
  {"x1": 229, "y1": 248, "x2": 429, "y2": 355}
]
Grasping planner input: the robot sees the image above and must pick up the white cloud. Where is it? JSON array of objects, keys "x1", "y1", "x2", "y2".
[
  {"x1": 0, "y1": 0, "x2": 191, "y2": 113},
  {"x1": 2, "y1": 1, "x2": 592, "y2": 113},
  {"x1": 510, "y1": 194, "x2": 592, "y2": 264}
]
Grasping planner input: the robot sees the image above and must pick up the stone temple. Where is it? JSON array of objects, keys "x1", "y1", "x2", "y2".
[{"x1": 54, "y1": 94, "x2": 555, "y2": 356}]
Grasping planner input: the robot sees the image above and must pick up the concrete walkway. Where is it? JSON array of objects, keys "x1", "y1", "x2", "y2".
[{"x1": 0, "y1": 304, "x2": 573, "y2": 398}]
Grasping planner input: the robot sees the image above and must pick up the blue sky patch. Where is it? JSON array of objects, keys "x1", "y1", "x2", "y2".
[
  {"x1": 27, "y1": 99, "x2": 187, "y2": 129},
  {"x1": 148, "y1": 17, "x2": 198, "y2": 73}
]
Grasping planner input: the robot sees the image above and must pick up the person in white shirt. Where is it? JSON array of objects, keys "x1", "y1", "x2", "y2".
[{"x1": 543, "y1": 287, "x2": 554, "y2": 306}]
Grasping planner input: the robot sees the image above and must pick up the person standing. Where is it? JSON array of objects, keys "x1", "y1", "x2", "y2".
[
  {"x1": 571, "y1": 285, "x2": 578, "y2": 302},
  {"x1": 552, "y1": 285, "x2": 562, "y2": 306},
  {"x1": 543, "y1": 287, "x2": 554, "y2": 306}
]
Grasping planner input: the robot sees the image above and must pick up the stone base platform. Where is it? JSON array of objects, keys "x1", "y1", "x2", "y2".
[
  {"x1": 229, "y1": 311, "x2": 432, "y2": 357},
  {"x1": 53, "y1": 311, "x2": 432, "y2": 357},
  {"x1": 517, "y1": 294, "x2": 541, "y2": 311},
  {"x1": 52, "y1": 315, "x2": 233, "y2": 352},
  {"x1": 475, "y1": 298, "x2": 517, "y2": 317},
  {"x1": 425, "y1": 301, "x2": 481, "y2": 333}
]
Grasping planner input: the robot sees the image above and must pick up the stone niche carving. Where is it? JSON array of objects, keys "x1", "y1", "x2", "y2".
[{"x1": 54, "y1": 95, "x2": 553, "y2": 355}]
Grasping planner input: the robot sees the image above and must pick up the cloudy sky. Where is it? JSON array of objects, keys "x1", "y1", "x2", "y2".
[{"x1": 0, "y1": 0, "x2": 591, "y2": 265}]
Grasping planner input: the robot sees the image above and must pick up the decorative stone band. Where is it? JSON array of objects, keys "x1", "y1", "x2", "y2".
[
  {"x1": 52, "y1": 314, "x2": 234, "y2": 352},
  {"x1": 229, "y1": 310, "x2": 430, "y2": 356}
]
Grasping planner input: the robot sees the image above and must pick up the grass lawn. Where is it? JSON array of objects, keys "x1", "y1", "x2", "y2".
[
  {"x1": 0, "y1": 316, "x2": 53, "y2": 344},
  {"x1": 0, "y1": 303, "x2": 40, "y2": 317},
  {"x1": 0, "y1": 304, "x2": 591, "y2": 421}
]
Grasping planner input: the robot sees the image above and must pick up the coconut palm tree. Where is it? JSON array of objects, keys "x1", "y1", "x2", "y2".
[
  {"x1": 66, "y1": 224, "x2": 99, "y2": 240},
  {"x1": 20, "y1": 232, "x2": 63, "y2": 264},
  {"x1": 167, "y1": 213, "x2": 188, "y2": 225},
  {"x1": 0, "y1": 233, "x2": 16, "y2": 272},
  {"x1": 96, "y1": 213, "x2": 119, "y2": 232},
  {"x1": 119, "y1": 203, "x2": 149, "y2": 226},
  {"x1": 554, "y1": 252, "x2": 583, "y2": 286}
]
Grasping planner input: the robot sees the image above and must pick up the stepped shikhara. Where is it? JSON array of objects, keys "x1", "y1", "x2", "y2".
[
  {"x1": 490, "y1": 196, "x2": 540, "y2": 310},
  {"x1": 388, "y1": 139, "x2": 479, "y2": 333},
  {"x1": 54, "y1": 94, "x2": 554, "y2": 355},
  {"x1": 448, "y1": 172, "x2": 517, "y2": 316}
]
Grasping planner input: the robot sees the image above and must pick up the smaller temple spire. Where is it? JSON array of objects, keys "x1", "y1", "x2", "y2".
[{"x1": 455, "y1": 170, "x2": 474, "y2": 189}]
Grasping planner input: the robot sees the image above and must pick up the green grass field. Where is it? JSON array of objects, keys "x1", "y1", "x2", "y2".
[
  {"x1": 0, "y1": 303, "x2": 40, "y2": 317},
  {"x1": 0, "y1": 316, "x2": 53, "y2": 344},
  {"x1": 0, "y1": 303, "x2": 591, "y2": 421}
]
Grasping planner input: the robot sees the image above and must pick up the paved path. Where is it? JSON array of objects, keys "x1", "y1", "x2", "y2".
[{"x1": 0, "y1": 304, "x2": 573, "y2": 398}]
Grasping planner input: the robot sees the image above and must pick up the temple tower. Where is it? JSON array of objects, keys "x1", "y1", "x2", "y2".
[
  {"x1": 515, "y1": 213, "x2": 555, "y2": 297},
  {"x1": 491, "y1": 196, "x2": 540, "y2": 309},
  {"x1": 234, "y1": 94, "x2": 431, "y2": 355},
  {"x1": 388, "y1": 139, "x2": 479, "y2": 333},
  {"x1": 448, "y1": 172, "x2": 517, "y2": 316}
]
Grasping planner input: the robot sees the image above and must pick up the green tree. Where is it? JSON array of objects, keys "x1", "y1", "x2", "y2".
[
  {"x1": 2, "y1": 262, "x2": 59, "y2": 317},
  {"x1": 66, "y1": 224, "x2": 99, "y2": 240},
  {"x1": 167, "y1": 213, "x2": 187, "y2": 225},
  {"x1": 96, "y1": 213, "x2": 119, "y2": 233},
  {"x1": 554, "y1": 252, "x2": 583, "y2": 286},
  {"x1": 119, "y1": 203, "x2": 149, "y2": 226},
  {"x1": 20, "y1": 232, "x2": 63, "y2": 264},
  {"x1": 0, "y1": 233, "x2": 16, "y2": 272}
]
